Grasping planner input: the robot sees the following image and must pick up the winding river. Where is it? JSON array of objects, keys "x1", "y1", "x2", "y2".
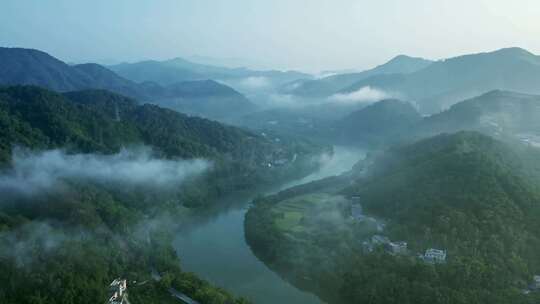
[{"x1": 173, "y1": 147, "x2": 364, "y2": 304}]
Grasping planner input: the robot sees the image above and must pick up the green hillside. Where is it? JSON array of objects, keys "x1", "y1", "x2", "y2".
[
  {"x1": 246, "y1": 132, "x2": 540, "y2": 304},
  {"x1": 0, "y1": 85, "x2": 326, "y2": 304}
]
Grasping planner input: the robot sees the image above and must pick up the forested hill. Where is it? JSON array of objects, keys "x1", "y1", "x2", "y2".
[
  {"x1": 333, "y1": 99, "x2": 422, "y2": 147},
  {"x1": 333, "y1": 90, "x2": 540, "y2": 149},
  {"x1": 246, "y1": 131, "x2": 540, "y2": 304},
  {"x1": 415, "y1": 90, "x2": 540, "y2": 140},
  {"x1": 0, "y1": 85, "x2": 325, "y2": 209},
  {"x1": 0, "y1": 85, "x2": 268, "y2": 162},
  {"x1": 341, "y1": 131, "x2": 540, "y2": 303},
  {"x1": 0, "y1": 85, "x2": 324, "y2": 304}
]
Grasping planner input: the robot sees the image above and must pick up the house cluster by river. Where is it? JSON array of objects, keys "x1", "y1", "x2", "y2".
[
  {"x1": 523, "y1": 275, "x2": 540, "y2": 295},
  {"x1": 349, "y1": 198, "x2": 447, "y2": 264}
]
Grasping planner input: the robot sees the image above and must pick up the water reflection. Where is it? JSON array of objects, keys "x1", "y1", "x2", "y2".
[{"x1": 173, "y1": 146, "x2": 364, "y2": 304}]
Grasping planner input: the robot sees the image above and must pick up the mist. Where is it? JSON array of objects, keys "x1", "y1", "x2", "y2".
[
  {"x1": 0, "y1": 221, "x2": 86, "y2": 267},
  {"x1": 282, "y1": 146, "x2": 365, "y2": 189},
  {"x1": 238, "y1": 76, "x2": 272, "y2": 90},
  {"x1": 0, "y1": 147, "x2": 210, "y2": 198},
  {"x1": 329, "y1": 86, "x2": 392, "y2": 105}
]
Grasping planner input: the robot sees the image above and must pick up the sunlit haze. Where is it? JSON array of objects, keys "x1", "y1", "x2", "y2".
[{"x1": 2, "y1": 0, "x2": 540, "y2": 72}]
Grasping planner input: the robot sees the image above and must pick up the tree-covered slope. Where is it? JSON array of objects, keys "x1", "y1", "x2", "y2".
[
  {"x1": 0, "y1": 85, "x2": 326, "y2": 304},
  {"x1": 246, "y1": 131, "x2": 540, "y2": 304},
  {"x1": 332, "y1": 99, "x2": 422, "y2": 147},
  {"x1": 0, "y1": 85, "x2": 256, "y2": 160},
  {"x1": 341, "y1": 132, "x2": 540, "y2": 303},
  {"x1": 415, "y1": 90, "x2": 540, "y2": 141},
  {"x1": 0, "y1": 86, "x2": 325, "y2": 204}
]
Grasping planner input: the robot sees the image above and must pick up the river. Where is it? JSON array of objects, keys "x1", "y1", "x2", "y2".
[{"x1": 173, "y1": 146, "x2": 364, "y2": 304}]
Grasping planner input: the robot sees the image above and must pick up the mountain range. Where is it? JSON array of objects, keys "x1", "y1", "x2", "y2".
[
  {"x1": 416, "y1": 90, "x2": 540, "y2": 141},
  {"x1": 0, "y1": 47, "x2": 257, "y2": 119},
  {"x1": 109, "y1": 57, "x2": 310, "y2": 92},
  {"x1": 280, "y1": 55, "x2": 433, "y2": 97},
  {"x1": 341, "y1": 47, "x2": 540, "y2": 113},
  {"x1": 324, "y1": 89, "x2": 540, "y2": 149}
]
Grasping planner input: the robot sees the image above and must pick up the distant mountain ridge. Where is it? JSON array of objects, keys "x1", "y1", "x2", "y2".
[
  {"x1": 152, "y1": 80, "x2": 257, "y2": 119},
  {"x1": 0, "y1": 47, "x2": 257, "y2": 119},
  {"x1": 109, "y1": 56, "x2": 310, "y2": 89},
  {"x1": 342, "y1": 47, "x2": 540, "y2": 113},
  {"x1": 281, "y1": 55, "x2": 433, "y2": 97},
  {"x1": 0, "y1": 47, "x2": 96, "y2": 92}
]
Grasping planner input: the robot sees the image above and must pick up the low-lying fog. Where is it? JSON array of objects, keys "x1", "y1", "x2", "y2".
[{"x1": 0, "y1": 147, "x2": 210, "y2": 199}]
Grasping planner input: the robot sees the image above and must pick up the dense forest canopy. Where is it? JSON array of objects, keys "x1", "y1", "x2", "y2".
[
  {"x1": 246, "y1": 131, "x2": 540, "y2": 304},
  {"x1": 0, "y1": 85, "x2": 326, "y2": 304}
]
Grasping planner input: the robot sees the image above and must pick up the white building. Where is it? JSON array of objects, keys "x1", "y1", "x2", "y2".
[
  {"x1": 109, "y1": 279, "x2": 128, "y2": 304},
  {"x1": 422, "y1": 248, "x2": 447, "y2": 263},
  {"x1": 371, "y1": 235, "x2": 390, "y2": 245},
  {"x1": 533, "y1": 275, "x2": 540, "y2": 289},
  {"x1": 351, "y1": 204, "x2": 364, "y2": 220},
  {"x1": 386, "y1": 241, "x2": 408, "y2": 255}
]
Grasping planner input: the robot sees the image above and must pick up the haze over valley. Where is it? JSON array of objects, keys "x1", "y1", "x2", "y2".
[{"x1": 2, "y1": 1, "x2": 540, "y2": 304}]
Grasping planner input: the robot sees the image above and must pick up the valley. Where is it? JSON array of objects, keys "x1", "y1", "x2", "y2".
[
  {"x1": 173, "y1": 146, "x2": 364, "y2": 304},
  {"x1": 3, "y1": 8, "x2": 540, "y2": 303}
]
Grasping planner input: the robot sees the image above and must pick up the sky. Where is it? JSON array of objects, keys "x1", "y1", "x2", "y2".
[{"x1": 1, "y1": 0, "x2": 540, "y2": 73}]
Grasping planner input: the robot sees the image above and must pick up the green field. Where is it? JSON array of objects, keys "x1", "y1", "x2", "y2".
[{"x1": 272, "y1": 193, "x2": 348, "y2": 234}]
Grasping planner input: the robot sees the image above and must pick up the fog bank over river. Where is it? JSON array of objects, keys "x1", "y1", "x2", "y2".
[{"x1": 173, "y1": 146, "x2": 364, "y2": 304}]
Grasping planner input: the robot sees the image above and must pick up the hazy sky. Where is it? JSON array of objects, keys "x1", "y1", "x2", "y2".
[{"x1": 1, "y1": 0, "x2": 540, "y2": 72}]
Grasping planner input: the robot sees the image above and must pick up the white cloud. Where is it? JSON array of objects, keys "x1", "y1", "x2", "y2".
[
  {"x1": 0, "y1": 147, "x2": 210, "y2": 197},
  {"x1": 329, "y1": 86, "x2": 391, "y2": 105},
  {"x1": 239, "y1": 76, "x2": 272, "y2": 89}
]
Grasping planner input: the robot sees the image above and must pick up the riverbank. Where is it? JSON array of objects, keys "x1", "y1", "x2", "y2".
[{"x1": 173, "y1": 146, "x2": 365, "y2": 304}]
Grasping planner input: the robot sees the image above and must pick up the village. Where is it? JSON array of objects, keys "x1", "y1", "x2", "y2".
[
  {"x1": 349, "y1": 197, "x2": 540, "y2": 292},
  {"x1": 350, "y1": 196, "x2": 447, "y2": 265}
]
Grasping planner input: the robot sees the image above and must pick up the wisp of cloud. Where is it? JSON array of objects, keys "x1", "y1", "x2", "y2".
[
  {"x1": 0, "y1": 147, "x2": 210, "y2": 197},
  {"x1": 239, "y1": 76, "x2": 272, "y2": 89},
  {"x1": 329, "y1": 86, "x2": 391, "y2": 105}
]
